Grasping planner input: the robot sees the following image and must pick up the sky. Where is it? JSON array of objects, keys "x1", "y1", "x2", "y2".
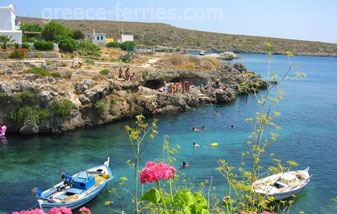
[{"x1": 2, "y1": 0, "x2": 337, "y2": 43}]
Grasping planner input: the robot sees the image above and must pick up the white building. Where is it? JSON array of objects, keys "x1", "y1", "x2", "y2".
[
  {"x1": 120, "y1": 34, "x2": 134, "y2": 43},
  {"x1": 92, "y1": 30, "x2": 106, "y2": 46},
  {"x1": 0, "y1": 4, "x2": 22, "y2": 44}
]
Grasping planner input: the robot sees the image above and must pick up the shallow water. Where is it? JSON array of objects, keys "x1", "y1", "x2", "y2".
[{"x1": 1, "y1": 54, "x2": 337, "y2": 213}]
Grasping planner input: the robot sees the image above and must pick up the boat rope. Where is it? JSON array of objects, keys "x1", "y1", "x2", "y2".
[{"x1": 27, "y1": 203, "x2": 39, "y2": 210}]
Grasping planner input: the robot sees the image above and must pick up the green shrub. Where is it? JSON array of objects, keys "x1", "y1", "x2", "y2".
[
  {"x1": 72, "y1": 30, "x2": 84, "y2": 40},
  {"x1": 9, "y1": 50, "x2": 25, "y2": 59},
  {"x1": 37, "y1": 108, "x2": 49, "y2": 120},
  {"x1": 119, "y1": 53, "x2": 132, "y2": 63},
  {"x1": 120, "y1": 41, "x2": 136, "y2": 51},
  {"x1": 76, "y1": 40, "x2": 101, "y2": 58},
  {"x1": 22, "y1": 42, "x2": 30, "y2": 49},
  {"x1": 99, "y1": 69, "x2": 110, "y2": 75},
  {"x1": 142, "y1": 72, "x2": 147, "y2": 80},
  {"x1": 41, "y1": 21, "x2": 72, "y2": 41},
  {"x1": 94, "y1": 100, "x2": 107, "y2": 115},
  {"x1": 20, "y1": 23, "x2": 42, "y2": 32},
  {"x1": 51, "y1": 72, "x2": 61, "y2": 78},
  {"x1": 6, "y1": 106, "x2": 49, "y2": 123},
  {"x1": 106, "y1": 42, "x2": 119, "y2": 48},
  {"x1": 56, "y1": 36, "x2": 78, "y2": 53},
  {"x1": 25, "y1": 68, "x2": 51, "y2": 76},
  {"x1": 49, "y1": 99, "x2": 76, "y2": 118},
  {"x1": 11, "y1": 91, "x2": 34, "y2": 105},
  {"x1": 110, "y1": 96, "x2": 116, "y2": 105},
  {"x1": 85, "y1": 58, "x2": 95, "y2": 64},
  {"x1": 34, "y1": 41, "x2": 54, "y2": 51}
]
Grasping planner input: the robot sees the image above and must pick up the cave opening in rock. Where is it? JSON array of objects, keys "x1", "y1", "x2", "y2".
[{"x1": 144, "y1": 79, "x2": 164, "y2": 89}]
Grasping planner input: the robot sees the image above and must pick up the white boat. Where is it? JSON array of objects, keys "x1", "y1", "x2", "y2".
[
  {"x1": 252, "y1": 167, "x2": 311, "y2": 200},
  {"x1": 35, "y1": 158, "x2": 114, "y2": 211},
  {"x1": 199, "y1": 50, "x2": 206, "y2": 56}
]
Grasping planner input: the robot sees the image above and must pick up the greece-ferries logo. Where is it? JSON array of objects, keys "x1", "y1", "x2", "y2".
[{"x1": 41, "y1": 2, "x2": 223, "y2": 21}]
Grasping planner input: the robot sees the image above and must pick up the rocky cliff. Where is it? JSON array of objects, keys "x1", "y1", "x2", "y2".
[{"x1": 0, "y1": 60, "x2": 267, "y2": 135}]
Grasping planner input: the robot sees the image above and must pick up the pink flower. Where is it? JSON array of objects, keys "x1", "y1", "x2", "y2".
[
  {"x1": 48, "y1": 207, "x2": 72, "y2": 214},
  {"x1": 79, "y1": 207, "x2": 91, "y2": 214},
  {"x1": 12, "y1": 209, "x2": 45, "y2": 214},
  {"x1": 140, "y1": 161, "x2": 177, "y2": 184},
  {"x1": 261, "y1": 212, "x2": 277, "y2": 214}
]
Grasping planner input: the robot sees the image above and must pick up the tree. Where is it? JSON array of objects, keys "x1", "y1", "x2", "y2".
[
  {"x1": 41, "y1": 21, "x2": 71, "y2": 41},
  {"x1": 20, "y1": 23, "x2": 42, "y2": 32},
  {"x1": 120, "y1": 41, "x2": 136, "y2": 51},
  {"x1": 0, "y1": 35, "x2": 14, "y2": 49},
  {"x1": 56, "y1": 36, "x2": 78, "y2": 53},
  {"x1": 72, "y1": 30, "x2": 85, "y2": 40}
]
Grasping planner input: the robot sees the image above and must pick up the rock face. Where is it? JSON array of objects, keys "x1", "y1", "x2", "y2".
[
  {"x1": 0, "y1": 62, "x2": 267, "y2": 135},
  {"x1": 218, "y1": 52, "x2": 241, "y2": 60}
]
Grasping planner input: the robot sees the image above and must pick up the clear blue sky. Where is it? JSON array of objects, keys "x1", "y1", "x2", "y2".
[{"x1": 3, "y1": 0, "x2": 337, "y2": 43}]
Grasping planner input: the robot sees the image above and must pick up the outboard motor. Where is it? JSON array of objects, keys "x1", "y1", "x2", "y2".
[{"x1": 62, "y1": 173, "x2": 73, "y2": 186}]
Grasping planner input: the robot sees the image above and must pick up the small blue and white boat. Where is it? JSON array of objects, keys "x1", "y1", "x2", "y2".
[{"x1": 35, "y1": 157, "x2": 114, "y2": 211}]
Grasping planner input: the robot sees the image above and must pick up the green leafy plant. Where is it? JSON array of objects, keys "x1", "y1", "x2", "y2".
[
  {"x1": 76, "y1": 40, "x2": 101, "y2": 58},
  {"x1": 0, "y1": 35, "x2": 14, "y2": 49},
  {"x1": 119, "y1": 52, "x2": 133, "y2": 63},
  {"x1": 22, "y1": 42, "x2": 30, "y2": 49},
  {"x1": 49, "y1": 99, "x2": 76, "y2": 118},
  {"x1": 7, "y1": 106, "x2": 49, "y2": 124},
  {"x1": 94, "y1": 100, "x2": 107, "y2": 115},
  {"x1": 106, "y1": 42, "x2": 120, "y2": 48},
  {"x1": 41, "y1": 21, "x2": 72, "y2": 41},
  {"x1": 56, "y1": 36, "x2": 78, "y2": 53},
  {"x1": 9, "y1": 50, "x2": 25, "y2": 59},
  {"x1": 72, "y1": 30, "x2": 85, "y2": 40},
  {"x1": 85, "y1": 58, "x2": 95, "y2": 64},
  {"x1": 51, "y1": 72, "x2": 62, "y2": 78},
  {"x1": 34, "y1": 41, "x2": 54, "y2": 51},
  {"x1": 99, "y1": 69, "x2": 110, "y2": 75},
  {"x1": 25, "y1": 68, "x2": 51, "y2": 76},
  {"x1": 120, "y1": 41, "x2": 136, "y2": 51},
  {"x1": 124, "y1": 115, "x2": 159, "y2": 213}
]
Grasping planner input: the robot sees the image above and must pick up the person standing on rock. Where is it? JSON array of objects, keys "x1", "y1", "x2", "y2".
[
  {"x1": 215, "y1": 78, "x2": 220, "y2": 88},
  {"x1": 118, "y1": 68, "x2": 123, "y2": 79},
  {"x1": 125, "y1": 67, "x2": 130, "y2": 80}
]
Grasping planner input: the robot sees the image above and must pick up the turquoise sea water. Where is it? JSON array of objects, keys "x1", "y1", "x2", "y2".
[{"x1": 0, "y1": 54, "x2": 337, "y2": 213}]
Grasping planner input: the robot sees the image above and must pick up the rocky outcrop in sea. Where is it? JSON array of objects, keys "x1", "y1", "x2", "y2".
[{"x1": 0, "y1": 61, "x2": 267, "y2": 135}]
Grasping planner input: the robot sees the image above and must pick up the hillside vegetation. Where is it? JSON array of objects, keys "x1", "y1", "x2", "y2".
[{"x1": 18, "y1": 17, "x2": 337, "y2": 56}]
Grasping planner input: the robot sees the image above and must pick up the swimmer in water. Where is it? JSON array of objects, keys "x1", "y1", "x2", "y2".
[
  {"x1": 230, "y1": 125, "x2": 234, "y2": 130},
  {"x1": 202, "y1": 126, "x2": 206, "y2": 131},
  {"x1": 181, "y1": 161, "x2": 189, "y2": 168},
  {"x1": 193, "y1": 142, "x2": 200, "y2": 147},
  {"x1": 215, "y1": 110, "x2": 219, "y2": 115},
  {"x1": 192, "y1": 126, "x2": 201, "y2": 132}
]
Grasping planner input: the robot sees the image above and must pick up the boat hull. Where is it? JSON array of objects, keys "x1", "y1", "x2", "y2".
[
  {"x1": 39, "y1": 181, "x2": 109, "y2": 211},
  {"x1": 271, "y1": 177, "x2": 310, "y2": 200}
]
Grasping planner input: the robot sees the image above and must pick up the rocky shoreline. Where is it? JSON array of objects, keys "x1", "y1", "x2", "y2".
[{"x1": 0, "y1": 60, "x2": 267, "y2": 135}]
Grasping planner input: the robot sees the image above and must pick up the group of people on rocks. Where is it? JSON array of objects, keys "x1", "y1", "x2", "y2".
[
  {"x1": 166, "y1": 80, "x2": 190, "y2": 94},
  {"x1": 118, "y1": 67, "x2": 136, "y2": 81}
]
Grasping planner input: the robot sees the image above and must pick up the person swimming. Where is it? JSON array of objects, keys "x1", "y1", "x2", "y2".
[
  {"x1": 215, "y1": 110, "x2": 219, "y2": 115},
  {"x1": 193, "y1": 142, "x2": 200, "y2": 147},
  {"x1": 230, "y1": 125, "x2": 234, "y2": 130},
  {"x1": 192, "y1": 126, "x2": 201, "y2": 132},
  {"x1": 182, "y1": 161, "x2": 189, "y2": 168},
  {"x1": 202, "y1": 126, "x2": 206, "y2": 130}
]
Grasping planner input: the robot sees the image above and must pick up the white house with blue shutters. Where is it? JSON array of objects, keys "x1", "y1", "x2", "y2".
[
  {"x1": 92, "y1": 30, "x2": 106, "y2": 46},
  {"x1": 0, "y1": 4, "x2": 22, "y2": 43}
]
